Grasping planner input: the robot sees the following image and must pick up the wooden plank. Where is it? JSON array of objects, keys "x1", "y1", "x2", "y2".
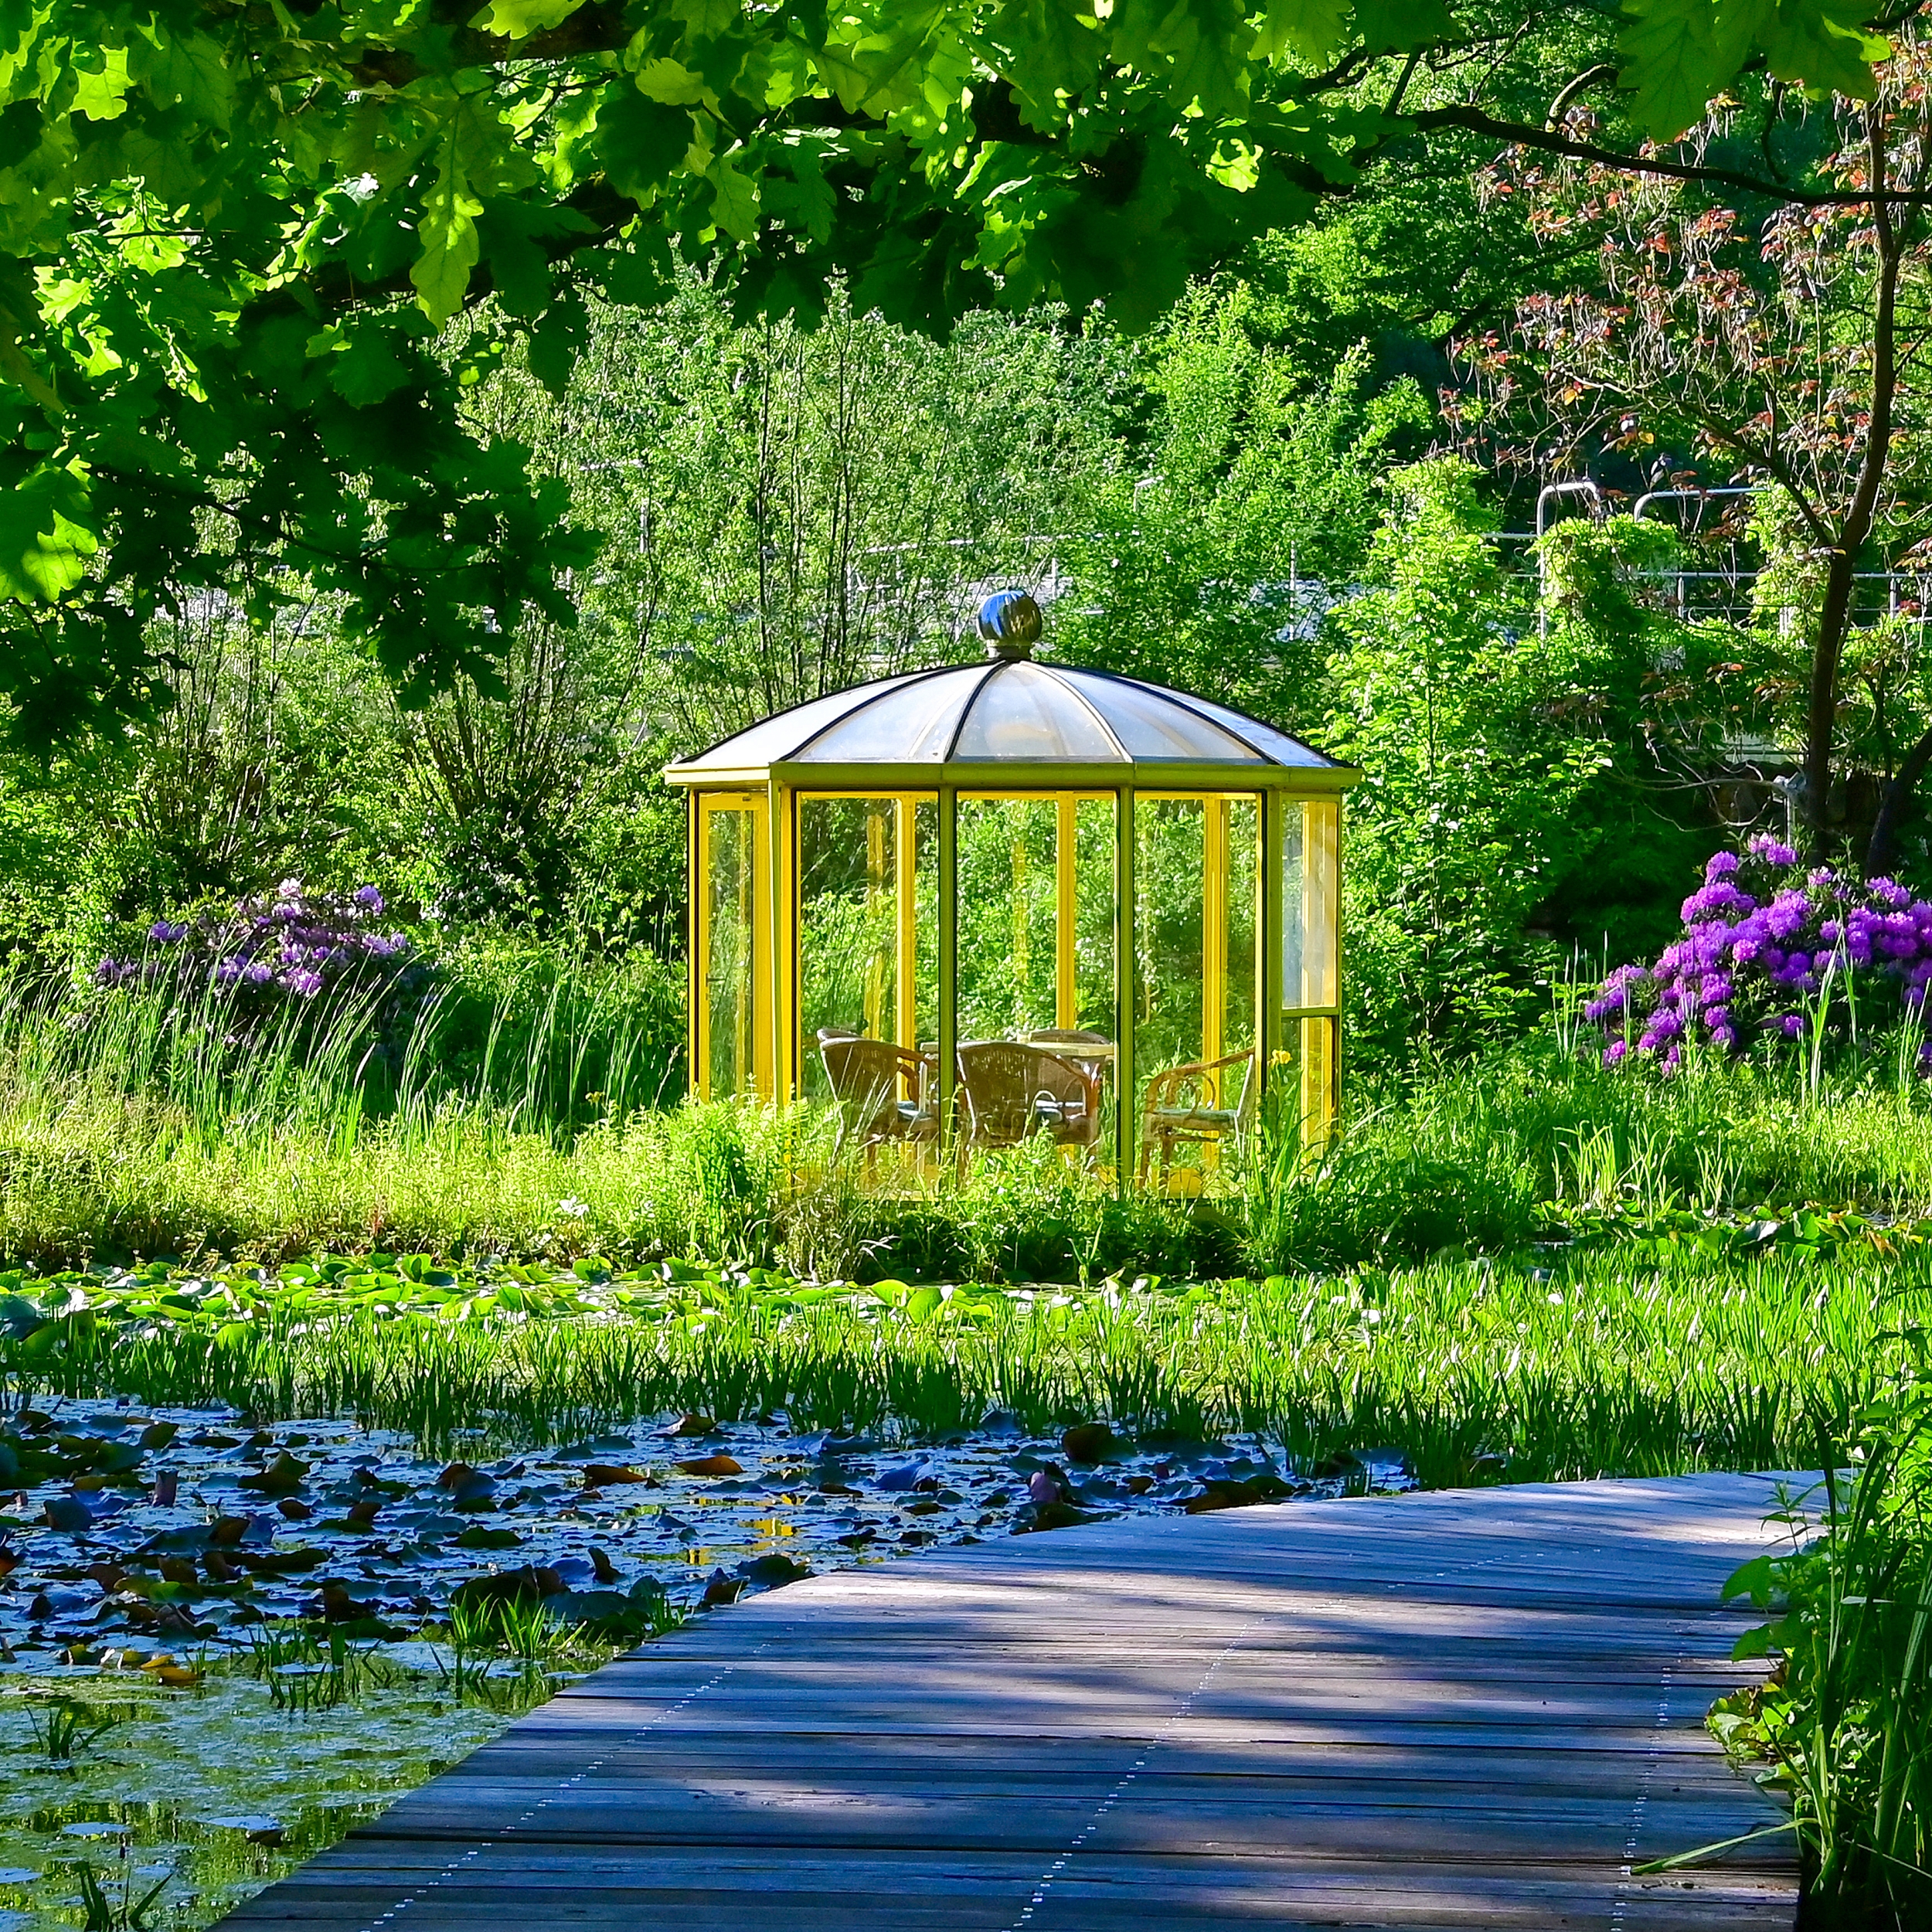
[{"x1": 217, "y1": 1473, "x2": 1803, "y2": 1932}]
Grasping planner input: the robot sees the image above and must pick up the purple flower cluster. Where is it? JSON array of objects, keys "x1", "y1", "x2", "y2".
[
  {"x1": 94, "y1": 881, "x2": 412, "y2": 1012},
  {"x1": 1588, "y1": 834, "x2": 1932, "y2": 1070}
]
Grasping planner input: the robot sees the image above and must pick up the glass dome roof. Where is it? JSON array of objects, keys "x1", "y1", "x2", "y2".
[{"x1": 667, "y1": 657, "x2": 1342, "y2": 777}]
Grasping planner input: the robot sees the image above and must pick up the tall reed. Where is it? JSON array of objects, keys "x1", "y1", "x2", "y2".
[{"x1": 1713, "y1": 1361, "x2": 1932, "y2": 1927}]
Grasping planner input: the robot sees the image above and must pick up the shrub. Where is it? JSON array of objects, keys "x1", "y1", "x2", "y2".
[
  {"x1": 1587, "y1": 835, "x2": 1932, "y2": 1068},
  {"x1": 93, "y1": 879, "x2": 416, "y2": 1012}
]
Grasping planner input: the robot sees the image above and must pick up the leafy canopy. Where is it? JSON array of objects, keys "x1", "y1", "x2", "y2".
[{"x1": 0, "y1": 0, "x2": 1889, "y2": 744}]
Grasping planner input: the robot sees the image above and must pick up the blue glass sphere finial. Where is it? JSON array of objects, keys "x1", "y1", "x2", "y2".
[{"x1": 976, "y1": 589, "x2": 1042, "y2": 659}]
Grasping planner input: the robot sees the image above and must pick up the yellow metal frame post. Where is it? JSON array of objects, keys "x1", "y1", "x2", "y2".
[
  {"x1": 1300, "y1": 798, "x2": 1339, "y2": 1148},
  {"x1": 1260, "y1": 791, "x2": 1284, "y2": 1119},
  {"x1": 757, "y1": 784, "x2": 782, "y2": 1100},
  {"x1": 733, "y1": 803, "x2": 756, "y2": 1098},
  {"x1": 937, "y1": 786, "x2": 958, "y2": 1158},
  {"x1": 1115, "y1": 784, "x2": 1137, "y2": 1193},
  {"x1": 688, "y1": 791, "x2": 705, "y2": 1099},
  {"x1": 1055, "y1": 792, "x2": 1078, "y2": 1029},
  {"x1": 865, "y1": 805, "x2": 889, "y2": 1042},
  {"x1": 895, "y1": 795, "x2": 917, "y2": 1094},
  {"x1": 1201, "y1": 794, "x2": 1227, "y2": 1102}
]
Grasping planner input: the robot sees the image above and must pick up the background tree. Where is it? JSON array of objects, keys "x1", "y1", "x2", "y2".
[
  {"x1": 1452, "y1": 38, "x2": 1932, "y2": 864},
  {"x1": 1325, "y1": 460, "x2": 1607, "y2": 1056},
  {"x1": 1051, "y1": 307, "x2": 1430, "y2": 719}
]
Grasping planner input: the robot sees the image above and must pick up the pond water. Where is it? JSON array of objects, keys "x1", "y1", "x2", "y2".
[{"x1": 0, "y1": 1397, "x2": 1413, "y2": 1930}]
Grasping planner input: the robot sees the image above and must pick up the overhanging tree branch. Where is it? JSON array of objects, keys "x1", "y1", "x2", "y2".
[{"x1": 1411, "y1": 104, "x2": 1932, "y2": 207}]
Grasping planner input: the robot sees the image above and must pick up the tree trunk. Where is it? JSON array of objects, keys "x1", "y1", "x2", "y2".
[
  {"x1": 1865, "y1": 724, "x2": 1932, "y2": 876},
  {"x1": 1804, "y1": 113, "x2": 1901, "y2": 855}
]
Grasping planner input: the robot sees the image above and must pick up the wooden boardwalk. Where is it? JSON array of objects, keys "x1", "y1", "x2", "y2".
[{"x1": 224, "y1": 1473, "x2": 1804, "y2": 1930}]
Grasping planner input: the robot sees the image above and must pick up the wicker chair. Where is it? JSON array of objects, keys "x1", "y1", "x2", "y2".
[
  {"x1": 956, "y1": 1041, "x2": 1102, "y2": 1155},
  {"x1": 1138, "y1": 1048, "x2": 1257, "y2": 1185},
  {"x1": 819, "y1": 1033, "x2": 937, "y2": 1158}
]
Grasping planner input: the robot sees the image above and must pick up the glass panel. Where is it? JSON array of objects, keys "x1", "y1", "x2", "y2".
[
  {"x1": 1073, "y1": 796, "x2": 1116, "y2": 1036},
  {"x1": 701, "y1": 800, "x2": 757, "y2": 1100},
  {"x1": 799, "y1": 668, "x2": 988, "y2": 764},
  {"x1": 958, "y1": 796, "x2": 1063, "y2": 1039},
  {"x1": 1134, "y1": 794, "x2": 1260, "y2": 1193},
  {"x1": 1300, "y1": 799, "x2": 1338, "y2": 1009},
  {"x1": 1172, "y1": 692, "x2": 1332, "y2": 767},
  {"x1": 798, "y1": 795, "x2": 937, "y2": 1109},
  {"x1": 1273, "y1": 1015, "x2": 1339, "y2": 1152},
  {"x1": 1068, "y1": 674, "x2": 1261, "y2": 761},
  {"x1": 952, "y1": 662, "x2": 1121, "y2": 762},
  {"x1": 1221, "y1": 796, "x2": 1259, "y2": 1067},
  {"x1": 1281, "y1": 802, "x2": 1304, "y2": 1010},
  {"x1": 953, "y1": 792, "x2": 1117, "y2": 1173},
  {"x1": 685, "y1": 674, "x2": 926, "y2": 770},
  {"x1": 1277, "y1": 798, "x2": 1338, "y2": 1152},
  {"x1": 1134, "y1": 797, "x2": 1204, "y2": 1080}
]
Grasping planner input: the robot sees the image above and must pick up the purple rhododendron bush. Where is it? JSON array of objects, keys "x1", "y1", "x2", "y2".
[
  {"x1": 1587, "y1": 835, "x2": 1932, "y2": 1069},
  {"x1": 86, "y1": 882, "x2": 428, "y2": 1079},
  {"x1": 94, "y1": 880, "x2": 415, "y2": 1013}
]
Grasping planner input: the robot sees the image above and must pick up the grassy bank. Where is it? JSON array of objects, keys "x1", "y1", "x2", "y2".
[{"x1": 14, "y1": 1030, "x2": 1932, "y2": 1279}]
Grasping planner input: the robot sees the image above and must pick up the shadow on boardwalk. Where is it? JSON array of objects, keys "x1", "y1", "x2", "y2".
[{"x1": 222, "y1": 1474, "x2": 1802, "y2": 1930}]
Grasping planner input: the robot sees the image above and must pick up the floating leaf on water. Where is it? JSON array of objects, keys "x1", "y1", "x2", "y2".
[
  {"x1": 581, "y1": 1464, "x2": 651, "y2": 1487},
  {"x1": 451, "y1": 1566, "x2": 564, "y2": 1611},
  {"x1": 1060, "y1": 1423, "x2": 1121, "y2": 1464},
  {"x1": 0, "y1": 1294, "x2": 44, "y2": 1340},
  {"x1": 240, "y1": 1453, "x2": 309, "y2": 1496},
  {"x1": 700, "y1": 1570, "x2": 744, "y2": 1606},
  {"x1": 42, "y1": 1495, "x2": 95, "y2": 1533},
  {"x1": 1021, "y1": 1500, "x2": 1093, "y2": 1532},
  {"x1": 738, "y1": 1554, "x2": 809, "y2": 1588}
]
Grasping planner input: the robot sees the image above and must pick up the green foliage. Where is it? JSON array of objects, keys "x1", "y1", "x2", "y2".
[
  {"x1": 9, "y1": 1234, "x2": 1925, "y2": 1496},
  {"x1": 0, "y1": 2, "x2": 1873, "y2": 744},
  {"x1": 1618, "y1": 0, "x2": 1890, "y2": 140},
  {"x1": 426, "y1": 934, "x2": 686, "y2": 1126},
  {"x1": 1530, "y1": 514, "x2": 1741, "y2": 964},
  {"x1": 1325, "y1": 460, "x2": 1611, "y2": 1058},
  {"x1": 1055, "y1": 313, "x2": 1428, "y2": 720},
  {"x1": 586, "y1": 282, "x2": 1122, "y2": 747},
  {"x1": 1710, "y1": 1369, "x2": 1932, "y2": 1922}
]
